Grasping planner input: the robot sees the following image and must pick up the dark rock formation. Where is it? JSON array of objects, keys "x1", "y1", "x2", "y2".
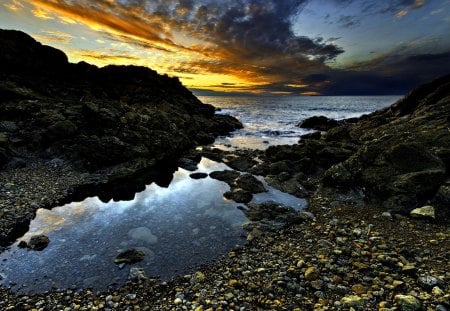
[
  {"x1": 255, "y1": 75, "x2": 450, "y2": 217},
  {"x1": 28, "y1": 234, "x2": 50, "y2": 251},
  {"x1": 209, "y1": 170, "x2": 240, "y2": 183},
  {"x1": 0, "y1": 29, "x2": 242, "y2": 175},
  {"x1": 298, "y1": 115, "x2": 339, "y2": 131}
]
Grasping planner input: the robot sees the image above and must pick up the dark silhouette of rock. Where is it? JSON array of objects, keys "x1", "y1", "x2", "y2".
[
  {"x1": 189, "y1": 172, "x2": 208, "y2": 179},
  {"x1": 298, "y1": 116, "x2": 339, "y2": 131},
  {"x1": 255, "y1": 74, "x2": 450, "y2": 217},
  {"x1": 28, "y1": 234, "x2": 50, "y2": 251},
  {"x1": 0, "y1": 29, "x2": 242, "y2": 176},
  {"x1": 114, "y1": 249, "x2": 145, "y2": 264}
]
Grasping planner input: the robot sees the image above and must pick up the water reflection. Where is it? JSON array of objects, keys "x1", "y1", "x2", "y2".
[
  {"x1": 0, "y1": 158, "x2": 306, "y2": 294},
  {"x1": 0, "y1": 158, "x2": 245, "y2": 294}
]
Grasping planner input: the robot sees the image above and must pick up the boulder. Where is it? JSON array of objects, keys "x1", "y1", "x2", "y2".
[{"x1": 234, "y1": 173, "x2": 266, "y2": 193}]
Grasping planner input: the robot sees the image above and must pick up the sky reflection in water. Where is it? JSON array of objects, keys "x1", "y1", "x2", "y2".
[{"x1": 0, "y1": 158, "x2": 305, "y2": 294}]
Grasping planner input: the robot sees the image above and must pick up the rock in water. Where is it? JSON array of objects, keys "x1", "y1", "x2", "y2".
[
  {"x1": 114, "y1": 249, "x2": 145, "y2": 264},
  {"x1": 129, "y1": 267, "x2": 147, "y2": 282},
  {"x1": 189, "y1": 172, "x2": 208, "y2": 179},
  {"x1": 410, "y1": 205, "x2": 435, "y2": 219},
  {"x1": 28, "y1": 234, "x2": 50, "y2": 251}
]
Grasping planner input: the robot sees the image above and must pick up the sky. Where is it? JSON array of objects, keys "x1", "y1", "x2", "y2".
[{"x1": 1, "y1": 0, "x2": 450, "y2": 95}]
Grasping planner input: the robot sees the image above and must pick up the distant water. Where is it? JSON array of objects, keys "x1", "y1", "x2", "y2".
[{"x1": 199, "y1": 95, "x2": 401, "y2": 149}]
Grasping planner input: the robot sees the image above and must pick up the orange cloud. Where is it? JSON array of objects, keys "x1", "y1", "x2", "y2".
[
  {"x1": 28, "y1": 0, "x2": 184, "y2": 52},
  {"x1": 3, "y1": 0, "x2": 24, "y2": 11}
]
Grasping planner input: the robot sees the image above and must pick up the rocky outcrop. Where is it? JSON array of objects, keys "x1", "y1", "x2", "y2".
[
  {"x1": 254, "y1": 75, "x2": 450, "y2": 217},
  {"x1": 0, "y1": 29, "x2": 242, "y2": 175},
  {"x1": 298, "y1": 115, "x2": 339, "y2": 131}
]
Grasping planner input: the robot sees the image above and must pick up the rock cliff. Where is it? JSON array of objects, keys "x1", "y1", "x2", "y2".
[{"x1": 0, "y1": 29, "x2": 242, "y2": 175}]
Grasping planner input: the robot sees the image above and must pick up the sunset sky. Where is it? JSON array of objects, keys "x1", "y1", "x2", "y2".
[{"x1": 1, "y1": 0, "x2": 450, "y2": 95}]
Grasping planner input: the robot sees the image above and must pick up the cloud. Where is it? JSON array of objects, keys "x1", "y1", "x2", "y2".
[
  {"x1": 3, "y1": 0, "x2": 24, "y2": 11},
  {"x1": 33, "y1": 30, "x2": 74, "y2": 44},
  {"x1": 75, "y1": 50, "x2": 141, "y2": 62},
  {"x1": 22, "y1": 0, "x2": 447, "y2": 95}
]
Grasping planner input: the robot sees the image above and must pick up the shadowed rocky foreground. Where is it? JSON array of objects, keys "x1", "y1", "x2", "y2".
[{"x1": 0, "y1": 30, "x2": 449, "y2": 310}]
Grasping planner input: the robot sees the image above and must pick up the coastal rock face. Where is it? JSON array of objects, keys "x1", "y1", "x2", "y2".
[
  {"x1": 0, "y1": 29, "x2": 242, "y2": 174},
  {"x1": 259, "y1": 75, "x2": 450, "y2": 216}
]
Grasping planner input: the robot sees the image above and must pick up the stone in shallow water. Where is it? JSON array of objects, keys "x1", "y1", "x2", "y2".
[
  {"x1": 129, "y1": 267, "x2": 147, "y2": 282},
  {"x1": 189, "y1": 172, "x2": 208, "y2": 179},
  {"x1": 114, "y1": 249, "x2": 145, "y2": 264},
  {"x1": 128, "y1": 227, "x2": 158, "y2": 244},
  {"x1": 28, "y1": 235, "x2": 50, "y2": 251}
]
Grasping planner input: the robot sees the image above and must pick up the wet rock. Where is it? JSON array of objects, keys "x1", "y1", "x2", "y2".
[
  {"x1": 28, "y1": 234, "x2": 50, "y2": 251},
  {"x1": 209, "y1": 170, "x2": 240, "y2": 184},
  {"x1": 189, "y1": 172, "x2": 208, "y2": 179},
  {"x1": 410, "y1": 205, "x2": 435, "y2": 219},
  {"x1": 114, "y1": 249, "x2": 145, "y2": 264},
  {"x1": 394, "y1": 294, "x2": 421, "y2": 311},
  {"x1": 298, "y1": 116, "x2": 339, "y2": 131},
  {"x1": 224, "y1": 189, "x2": 253, "y2": 203},
  {"x1": 129, "y1": 267, "x2": 147, "y2": 282},
  {"x1": 226, "y1": 155, "x2": 257, "y2": 171},
  {"x1": 245, "y1": 202, "x2": 303, "y2": 226},
  {"x1": 234, "y1": 173, "x2": 266, "y2": 193}
]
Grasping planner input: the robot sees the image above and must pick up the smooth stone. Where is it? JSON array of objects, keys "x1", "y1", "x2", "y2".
[
  {"x1": 410, "y1": 205, "x2": 435, "y2": 219},
  {"x1": 417, "y1": 275, "x2": 438, "y2": 289},
  {"x1": 341, "y1": 295, "x2": 364, "y2": 308},
  {"x1": 128, "y1": 227, "x2": 158, "y2": 244},
  {"x1": 304, "y1": 267, "x2": 320, "y2": 281},
  {"x1": 394, "y1": 294, "x2": 421, "y2": 311},
  {"x1": 189, "y1": 172, "x2": 208, "y2": 179}
]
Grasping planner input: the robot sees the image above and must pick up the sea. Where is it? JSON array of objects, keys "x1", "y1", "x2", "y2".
[
  {"x1": 199, "y1": 95, "x2": 401, "y2": 149},
  {"x1": 0, "y1": 95, "x2": 401, "y2": 294}
]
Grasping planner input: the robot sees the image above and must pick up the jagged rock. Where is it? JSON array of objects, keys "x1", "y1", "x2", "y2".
[
  {"x1": 245, "y1": 202, "x2": 303, "y2": 225},
  {"x1": 233, "y1": 173, "x2": 266, "y2": 193},
  {"x1": 28, "y1": 234, "x2": 50, "y2": 251},
  {"x1": 0, "y1": 29, "x2": 242, "y2": 175},
  {"x1": 224, "y1": 189, "x2": 253, "y2": 203},
  {"x1": 114, "y1": 249, "x2": 145, "y2": 264}
]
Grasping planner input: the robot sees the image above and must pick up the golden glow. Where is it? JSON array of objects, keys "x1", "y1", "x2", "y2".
[
  {"x1": 3, "y1": 0, "x2": 23, "y2": 11},
  {"x1": 301, "y1": 91, "x2": 321, "y2": 96}
]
